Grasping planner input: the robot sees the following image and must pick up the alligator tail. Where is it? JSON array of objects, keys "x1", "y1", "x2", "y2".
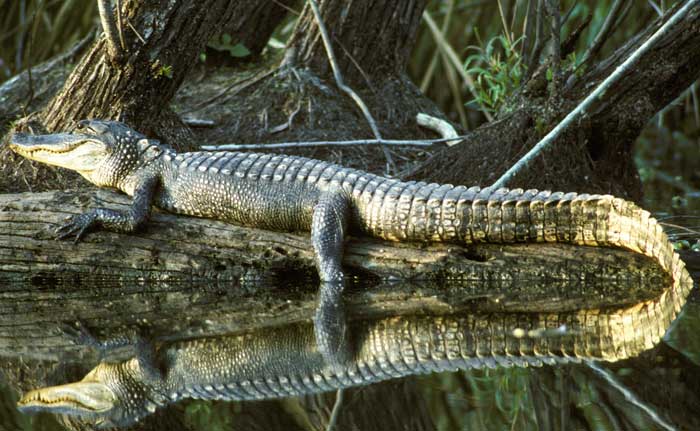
[
  {"x1": 586, "y1": 193, "x2": 694, "y2": 358},
  {"x1": 369, "y1": 185, "x2": 694, "y2": 360}
]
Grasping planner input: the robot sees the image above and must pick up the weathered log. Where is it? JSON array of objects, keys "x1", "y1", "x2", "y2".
[
  {"x1": 0, "y1": 188, "x2": 670, "y2": 359},
  {"x1": 0, "y1": 189, "x2": 667, "y2": 284},
  {"x1": 0, "y1": 187, "x2": 684, "y2": 431}
]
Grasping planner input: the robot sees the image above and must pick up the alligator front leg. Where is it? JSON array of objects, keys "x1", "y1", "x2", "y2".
[
  {"x1": 56, "y1": 175, "x2": 158, "y2": 242},
  {"x1": 311, "y1": 190, "x2": 352, "y2": 367},
  {"x1": 62, "y1": 321, "x2": 163, "y2": 384}
]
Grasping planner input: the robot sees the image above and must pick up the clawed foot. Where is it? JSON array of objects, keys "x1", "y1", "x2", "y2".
[
  {"x1": 55, "y1": 211, "x2": 97, "y2": 242},
  {"x1": 60, "y1": 321, "x2": 146, "y2": 354},
  {"x1": 60, "y1": 320, "x2": 103, "y2": 350}
]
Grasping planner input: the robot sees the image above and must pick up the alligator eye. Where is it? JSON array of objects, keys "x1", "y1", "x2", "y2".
[{"x1": 75, "y1": 122, "x2": 98, "y2": 135}]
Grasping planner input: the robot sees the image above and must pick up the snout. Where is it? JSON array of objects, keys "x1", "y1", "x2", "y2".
[{"x1": 9, "y1": 132, "x2": 90, "y2": 154}]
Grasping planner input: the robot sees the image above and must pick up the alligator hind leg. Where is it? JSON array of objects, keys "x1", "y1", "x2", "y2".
[
  {"x1": 315, "y1": 281, "x2": 351, "y2": 368},
  {"x1": 311, "y1": 190, "x2": 350, "y2": 282},
  {"x1": 311, "y1": 190, "x2": 352, "y2": 367}
]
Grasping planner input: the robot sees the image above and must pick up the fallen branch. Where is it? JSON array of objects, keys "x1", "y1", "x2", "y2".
[
  {"x1": 491, "y1": 0, "x2": 700, "y2": 189},
  {"x1": 203, "y1": 112, "x2": 462, "y2": 150},
  {"x1": 201, "y1": 135, "x2": 466, "y2": 151},
  {"x1": 182, "y1": 118, "x2": 216, "y2": 128},
  {"x1": 416, "y1": 113, "x2": 462, "y2": 146}
]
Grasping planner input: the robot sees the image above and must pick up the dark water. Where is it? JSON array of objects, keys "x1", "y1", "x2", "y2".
[{"x1": 1, "y1": 257, "x2": 698, "y2": 431}]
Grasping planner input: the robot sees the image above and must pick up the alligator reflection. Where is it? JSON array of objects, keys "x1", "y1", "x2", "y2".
[{"x1": 14, "y1": 274, "x2": 690, "y2": 429}]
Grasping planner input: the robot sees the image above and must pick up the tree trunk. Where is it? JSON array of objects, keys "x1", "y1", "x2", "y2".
[
  {"x1": 284, "y1": 0, "x2": 426, "y2": 83},
  {"x1": 39, "y1": 0, "x2": 292, "y2": 146},
  {"x1": 405, "y1": 1, "x2": 700, "y2": 201}
]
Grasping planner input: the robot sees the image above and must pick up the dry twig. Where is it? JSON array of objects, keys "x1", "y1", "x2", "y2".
[
  {"x1": 305, "y1": 0, "x2": 395, "y2": 173},
  {"x1": 416, "y1": 113, "x2": 462, "y2": 146},
  {"x1": 115, "y1": 0, "x2": 125, "y2": 50},
  {"x1": 326, "y1": 389, "x2": 344, "y2": 431},
  {"x1": 201, "y1": 135, "x2": 467, "y2": 151}
]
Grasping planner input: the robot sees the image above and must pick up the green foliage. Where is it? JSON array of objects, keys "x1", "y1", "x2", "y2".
[
  {"x1": 464, "y1": 34, "x2": 523, "y2": 113},
  {"x1": 207, "y1": 34, "x2": 251, "y2": 58},
  {"x1": 151, "y1": 60, "x2": 173, "y2": 79},
  {"x1": 419, "y1": 368, "x2": 538, "y2": 430},
  {"x1": 673, "y1": 239, "x2": 691, "y2": 251},
  {"x1": 185, "y1": 400, "x2": 236, "y2": 431},
  {"x1": 0, "y1": 0, "x2": 96, "y2": 84}
]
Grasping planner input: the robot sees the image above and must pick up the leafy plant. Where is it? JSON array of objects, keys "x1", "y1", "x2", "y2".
[
  {"x1": 464, "y1": 33, "x2": 523, "y2": 113},
  {"x1": 151, "y1": 60, "x2": 173, "y2": 79},
  {"x1": 185, "y1": 400, "x2": 236, "y2": 431},
  {"x1": 207, "y1": 34, "x2": 251, "y2": 58}
]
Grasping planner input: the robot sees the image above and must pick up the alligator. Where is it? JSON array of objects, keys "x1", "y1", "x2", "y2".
[
  {"x1": 14, "y1": 299, "x2": 684, "y2": 428},
  {"x1": 9, "y1": 120, "x2": 695, "y2": 425}
]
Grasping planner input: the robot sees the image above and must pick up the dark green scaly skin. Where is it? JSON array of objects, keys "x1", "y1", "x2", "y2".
[{"x1": 10, "y1": 121, "x2": 695, "y2": 427}]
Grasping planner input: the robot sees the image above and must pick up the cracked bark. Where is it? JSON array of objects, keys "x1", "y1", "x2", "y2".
[{"x1": 38, "y1": 0, "x2": 292, "y2": 147}]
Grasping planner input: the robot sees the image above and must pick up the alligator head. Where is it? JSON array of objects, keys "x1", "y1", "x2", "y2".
[
  {"x1": 17, "y1": 360, "x2": 165, "y2": 428},
  {"x1": 9, "y1": 120, "x2": 156, "y2": 188}
]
